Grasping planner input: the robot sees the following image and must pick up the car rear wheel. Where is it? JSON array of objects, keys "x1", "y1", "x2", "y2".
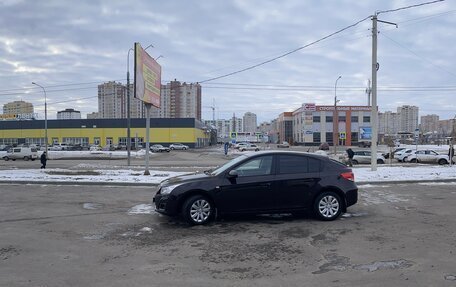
[
  {"x1": 24, "y1": 156, "x2": 29, "y2": 161},
  {"x1": 377, "y1": 159, "x2": 384, "y2": 164},
  {"x1": 410, "y1": 158, "x2": 417, "y2": 163},
  {"x1": 182, "y1": 195, "x2": 214, "y2": 225},
  {"x1": 352, "y1": 160, "x2": 358, "y2": 165},
  {"x1": 314, "y1": 192, "x2": 342, "y2": 221},
  {"x1": 438, "y1": 159, "x2": 448, "y2": 165}
]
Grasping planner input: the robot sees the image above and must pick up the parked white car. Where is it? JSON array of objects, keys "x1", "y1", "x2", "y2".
[
  {"x1": 394, "y1": 149, "x2": 415, "y2": 162},
  {"x1": 350, "y1": 150, "x2": 386, "y2": 164},
  {"x1": 239, "y1": 144, "x2": 260, "y2": 152},
  {"x1": 404, "y1": 150, "x2": 450, "y2": 165},
  {"x1": 169, "y1": 143, "x2": 189, "y2": 150},
  {"x1": 3, "y1": 147, "x2": 38, "y2": 161}
]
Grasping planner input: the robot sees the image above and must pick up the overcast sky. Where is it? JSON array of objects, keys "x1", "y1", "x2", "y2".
[{"x1": 1, "y1": 0, "x2": 455, "y2": 123}]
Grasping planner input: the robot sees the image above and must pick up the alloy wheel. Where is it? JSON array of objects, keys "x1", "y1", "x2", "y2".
[
  {"x1": 189, "y1": 199, "x2": 211, "y2": 223},
  {"x1": 318, "y1": 195, "x2": 340, "y2": 219}
]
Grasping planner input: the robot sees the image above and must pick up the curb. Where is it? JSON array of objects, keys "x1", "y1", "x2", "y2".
[{"x1": 0, "y1": 180, "x2": 158, "y2": 187}]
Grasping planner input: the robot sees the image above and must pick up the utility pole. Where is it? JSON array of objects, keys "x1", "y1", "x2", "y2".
[
  {"x1": 333, "y1": 76, "x2": 342, "y2": 156},
  {"x1": 371, "y1": 14, "x2": 378, "y2": 171},
  {"x1": 370, "y1": 14, "x2": 396, "y2": 171}
]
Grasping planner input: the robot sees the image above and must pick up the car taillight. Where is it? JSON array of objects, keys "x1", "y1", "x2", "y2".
[{"x1": 340, "y1": 171, "x2": 355, "y2": 182}]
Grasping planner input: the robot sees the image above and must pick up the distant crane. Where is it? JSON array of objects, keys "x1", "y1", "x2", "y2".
[{"x1": 203, "y1": 98, "x2": 216, "y2": 124}]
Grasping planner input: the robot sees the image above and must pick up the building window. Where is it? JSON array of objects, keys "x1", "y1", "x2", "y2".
[
  {"x1": 313, "y1": 116, "x2": 320, "y2": 122},
  {"x1": 363, "y1": 116, "x2": 371, "y2": 123},
  {"x1": 313, "y1": 132, "x2": 321, "y2": 143},
  {"x1": 326, "y1": 116, "x2": 333, "y2": 123},
  {"x1": 326, "y1": 132, "x2": 333, "y2": 144},
  {"x1": 351, "y1": 116, "x2": 358, "y2": 123},
  {"x1": 339, "y1": 116, "x2": 346, "y2": 122},
  {"x1": 351, "y1": 132, "x2": 358, "y2": 143}
]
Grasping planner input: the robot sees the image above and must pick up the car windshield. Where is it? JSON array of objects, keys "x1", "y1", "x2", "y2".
[{"x1": 210, "y1": 154, "x2": 249, "y2": 176}]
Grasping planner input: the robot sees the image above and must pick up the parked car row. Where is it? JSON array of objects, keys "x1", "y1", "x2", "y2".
[{"x1": 346, "y1": 147, "x2": 452, "y2": 165}]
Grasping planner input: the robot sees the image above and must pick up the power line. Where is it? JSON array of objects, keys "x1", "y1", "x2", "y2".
[
  {"x1": 377, "y1": 0, "x2": 445, "y2": 15},
  {"x1": 0, "y1": 79, "x2": 126, "y2": 93},
  {"x1": 379, "y1": 32, "x2": 456, "y2": 79},
  {"x1": 198, "y1": 15, "x2": 372, "y2": 83}
]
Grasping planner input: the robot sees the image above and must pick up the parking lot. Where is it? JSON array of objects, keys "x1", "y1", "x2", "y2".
[{"x1": 1, "y1": 181, "x2": 456, "y2": 286}]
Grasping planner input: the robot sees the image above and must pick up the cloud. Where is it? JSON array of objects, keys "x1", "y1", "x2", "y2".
[{"x1": 0, "y1": 0, "x2": 455, "y2": 123}]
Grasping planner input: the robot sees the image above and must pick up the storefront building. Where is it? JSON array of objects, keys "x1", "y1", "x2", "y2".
[
  {"x1": 0, "y1": 118, "x2": 210, "y2": 148},
  {"x1": 292, "y1": 103, "x2": 372, "y2": 146}
]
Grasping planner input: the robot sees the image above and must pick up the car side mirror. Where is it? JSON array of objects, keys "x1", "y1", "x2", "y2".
[{"x1": 228, "y1": 170, "x2": 238, "y2": 178}]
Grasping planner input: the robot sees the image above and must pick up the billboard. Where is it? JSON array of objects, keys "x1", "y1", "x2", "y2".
[
  {"x1": 134, "y1": 43, "x2": 161, "y2": 107},
  {"x1": 359, "y1": 127, "x2": 372, "y2": 140}
]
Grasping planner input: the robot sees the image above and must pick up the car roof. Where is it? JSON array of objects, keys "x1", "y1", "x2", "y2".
[{"x1": 242, "y1": 150, "x2": 330, "y2": 160}]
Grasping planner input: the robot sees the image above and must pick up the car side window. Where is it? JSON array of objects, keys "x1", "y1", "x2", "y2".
[
  {"x1": 234, "y1": 155, "x2": 273, "y2": 177},
  {"x1": 278, "y1": 155, "x2": 321, "y2": 174}
]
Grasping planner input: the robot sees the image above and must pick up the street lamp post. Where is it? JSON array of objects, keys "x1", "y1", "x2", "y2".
[
  {"x1": 32, "y1": 82, "x2": 48, "y2": 157},
  {"x1": 126, "y1": 48, "x2": 133, "y2": 166},
  {"x1": 333, "y1": 76, "x2": 342, "y2": 156}
]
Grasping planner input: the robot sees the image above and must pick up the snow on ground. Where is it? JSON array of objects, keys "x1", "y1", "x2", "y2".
[
  {"x1": 0, "y1": 164, "x2": 455, "y2": 185},
  {"x1": 0, "y1": 168, "x2": 188, "y2": 184}
]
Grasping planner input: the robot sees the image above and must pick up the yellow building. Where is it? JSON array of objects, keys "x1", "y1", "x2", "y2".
[{"x1": 0, "y1": 118, "x2": 211, "y2": 148}]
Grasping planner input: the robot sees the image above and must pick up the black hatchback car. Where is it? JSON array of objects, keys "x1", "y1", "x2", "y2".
[{"x1": 153, "y1": 151, "x2": 357, "y2": 225}]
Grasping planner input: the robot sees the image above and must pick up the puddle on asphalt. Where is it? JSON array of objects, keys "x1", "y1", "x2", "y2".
[
  {"x1": 83, "y1": 234, "x2": 104, "y2": 240},
  {"x1": 353, "y1": 259, "x2": 413, "y2": 272},
  {"x1": 342, "y1": 212, "x2": 368, "y2": 218},
  {"x1": 128, "y1": 204, "x2": 156, "y2": 215},
  {"x1": 82, "y1": 203, "x2": 103, "y2": 210}
]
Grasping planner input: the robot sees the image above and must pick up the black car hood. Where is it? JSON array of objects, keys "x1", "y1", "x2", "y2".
[{"x1": 160, "y1": 173, "x2": 211, "y2": 186}]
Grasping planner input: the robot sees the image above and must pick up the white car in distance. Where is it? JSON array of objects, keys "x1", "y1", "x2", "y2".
[{"x1": 404, "y1": 150, "x2": 450, "y2": 165}]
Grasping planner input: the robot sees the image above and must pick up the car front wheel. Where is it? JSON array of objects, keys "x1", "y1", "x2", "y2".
[
  {"x1": 314, "y1": 192, "x2": 342, "y2": 221},
  {"x1": 3, "y1": 157, "x2": 9, "y2": 161},
  {"x1": 182, "y1": 195, "x2": 214, "y2": 225}
]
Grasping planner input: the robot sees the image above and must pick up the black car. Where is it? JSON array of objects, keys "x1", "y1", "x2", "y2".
[{"x1": 154, "y1": 151, "x2": 357, "y2": 225}]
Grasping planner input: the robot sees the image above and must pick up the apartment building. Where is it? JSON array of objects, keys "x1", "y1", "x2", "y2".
[
  {"x1": 3, "y1": 100, "x2": 34, "y2": 115},
  {"x1": 57, "y1": 108, "x2": 81, "y2": 120},
  {"x1": 397, "y1": 105, "x2": 419, "y2": 133},
  {"x1": 243, "y1": 112, "x2": 257, "y2": 134},
  {"x1": 420, "y1": 114, "x2": 439, "y2": 133}
]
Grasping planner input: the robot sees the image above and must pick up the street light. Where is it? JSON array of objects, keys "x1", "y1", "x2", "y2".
[
  {"x1": 32, "y1": 82, "x2": 48, "y2": 157},
  {"x1": 126, "y1": 44, "x2": 154, "y2": 166},
  {"x1": 333, "y1": 76, "x2": 342, "y2": 155}
]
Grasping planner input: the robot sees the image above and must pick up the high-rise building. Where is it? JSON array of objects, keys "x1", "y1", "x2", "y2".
[
  {"x1": 97, "y1": 81, "x2": 144, "y2": 119},
  {"x1": 420, "y1": 114, "x2": 439, "y2": 133},
  {"x1": 3, "y1": 100, "x2": 34, "y2": 115},
  {"x1": 151, "y1": 80, "x2": 201, "y2": 120},
  {"x1": 397, "y1": 105, "x2": 419, "y2": 133},
  {"x1": 379, "y1": 111, "x2": 400, "y2": 134},
  {"x1": 57, "y1": 108, "x2": 81, "y2": 120},
  {"x1": 243, "y1": 112, "x2": 257, "y2": 134}
]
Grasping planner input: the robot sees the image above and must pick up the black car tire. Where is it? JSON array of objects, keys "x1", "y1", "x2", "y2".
[
  {"x1": 182, "y1": 195, "x2": 214, "y2": 225},
  {"x1": 377, "y1": 159, "x2": 384, "y2": 164},
  {"x1": 410, "y1": 158, "x2": 417, "y2": 163},
  {"x1": 183, "y1": 147, "x2": 187, "y2": 150},
  {"x1": 4, "y1": 157, "x2": 9, "y2": 161},
  {"x1": 24, "y1": 156, "x2": 29, "y2": 161},
  {"x1": 314, "y1": 192, "x2": 342, "y2": 221},
  {"x1": 170, "y1": 147, "x2": 175, "y2": 150},
  {"x1": 438, "y1": 159, "x2": 448, "y2": 165},
  {"x1": 352, "y1": 160, "x2": 358, "y2": 165}
]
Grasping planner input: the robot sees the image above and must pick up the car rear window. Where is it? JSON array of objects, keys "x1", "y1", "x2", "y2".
[{"x1": 278, "y1": 155, "x2": 321, "y2": 174}]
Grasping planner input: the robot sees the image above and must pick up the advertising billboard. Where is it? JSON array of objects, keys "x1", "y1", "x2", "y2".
[
  {"x1": 359, "y1": 127, "x2": 372, "y2": 140},
  {"x1": 134, "y1": 43, "x2": 161, "y2": 107}
]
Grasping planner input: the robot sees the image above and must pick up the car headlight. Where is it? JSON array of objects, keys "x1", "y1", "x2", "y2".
[{"x1": 160, "y1": 184, "x2": 182, "y2": 195}]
